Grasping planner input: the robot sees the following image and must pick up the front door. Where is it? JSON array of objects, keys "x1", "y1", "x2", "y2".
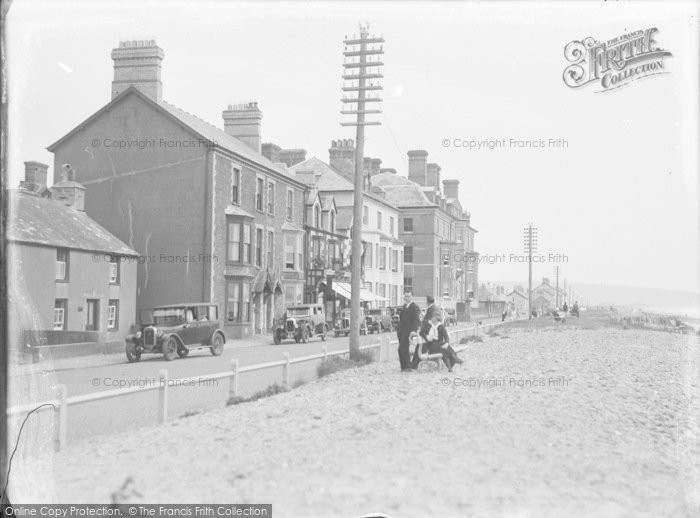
[{"x1": 85, "y1": 299, "x2": 99, "y2": 331}]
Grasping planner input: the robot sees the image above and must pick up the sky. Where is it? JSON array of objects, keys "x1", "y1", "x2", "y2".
[{"x1": 6, "y1": 0, "x2": 699, "y2": 294}]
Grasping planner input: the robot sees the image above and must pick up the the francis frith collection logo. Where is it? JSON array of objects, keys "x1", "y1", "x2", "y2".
[{"x1": 563, "y1": 28, "x2": 672, "y2": 92}]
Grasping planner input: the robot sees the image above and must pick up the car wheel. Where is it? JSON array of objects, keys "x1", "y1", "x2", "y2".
[
  {"x1": 163, "y1": 337, "x2": 178, "y2": 361},
  {"x1": 125, "y1": 342, "x2": 141, "y2": 363},
  {"x1": 177, "y1": 346, "x2": 189, "y2": 358},
  {"x1": 273, "y1": 329, "x2": 282, "y2": 345},
  {"x1": 210, "y1": 333, "x2": 224, "y2": 356},
  {"x1": 301, "y1": 326, "x2": 309, "y2": 343},
  {"x1": 320, "y1": 324, "x2": 327, "y2": 341}
]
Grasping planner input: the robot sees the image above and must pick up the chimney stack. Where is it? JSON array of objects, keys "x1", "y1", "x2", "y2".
[
  {"x1": 407, "y1": 150, "x2": 428, "y2": 186},
  {"x1": 261, "y1": 143, "x2": 281, "y2": 163},
  {"x1": 223, "y1": 102, "x2": 263, "y2": 153},
  {"x1": 278, "y1": 149, "x2": 307, "y2": 168},
  {"x1": 111, "y1": 40, "x2": 164, "y2": 102},
  {"x1": 50, "y1": 165, "x2": 86, "y2": 211},
  {"x1": 426, "y1": 163, "x2": 441, "y2": 191},
  {"x1": 329, "y1": 139, "x2": 355, "y2": 183},
  {"x1": 443, "y1": 179, "x2": 460, "y2": 199},
  {"x1": 22, "y1": 161, "x2": 48, "y2": 188}
]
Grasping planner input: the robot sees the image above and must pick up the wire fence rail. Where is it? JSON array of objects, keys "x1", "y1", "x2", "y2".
[{"x1": 8, "y1": 320, "x2": 507, "y2": 451}]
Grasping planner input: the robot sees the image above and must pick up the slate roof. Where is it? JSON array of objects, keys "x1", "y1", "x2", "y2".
[
  {"x1": 47, "y1": 87, "x2": 304, "y2": 187},
  {"x1": 7, "y1": 190, "x2": 138, "y2": 256},
  {"x1": 372, "y1": 172, "x2": 435, "y2": 207},
  {"x1": 288, "y1": 157, "x2": 399, "y2": 211}
]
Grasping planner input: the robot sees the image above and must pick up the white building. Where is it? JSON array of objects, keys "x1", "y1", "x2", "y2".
[{"x1": 289, "y1": 155, "x2": 404, "y2": 307}]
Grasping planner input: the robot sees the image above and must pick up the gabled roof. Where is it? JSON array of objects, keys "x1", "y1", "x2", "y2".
[
  {"x1": 305, "y1": 187, "x2": 321, "y2": 206},
  {"x1": 289, "y1": 157, "x2": 354, "y2": 191},
  {"x1": 47, "y1": 87, "x2": 305, "y2": 188},
  {"x1": 7, "y1": 191, "x2": 138, "y2": 256},
  {"x1": 289, "y1": 157, "x2": 400, "y2": 211},
  {"x1": 320, "y1": 193, "x2": 336, "y2": 212}
]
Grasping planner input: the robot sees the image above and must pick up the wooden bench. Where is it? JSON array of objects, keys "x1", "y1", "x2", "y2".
[{"x1": 415, "y1": 345, "x2": 466, "y2": 372}]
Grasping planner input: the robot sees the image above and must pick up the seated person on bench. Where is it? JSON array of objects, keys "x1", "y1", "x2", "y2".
[{"x1": 413, "y1": 314, "x2": 464, "y2": 371}]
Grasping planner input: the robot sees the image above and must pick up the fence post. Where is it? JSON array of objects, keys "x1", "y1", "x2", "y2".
[
  {"x1": 283, "y1": 352, "x2": 290, "y2": 390},
  {"x1": 158, "y1": 368, "x2": 169, "y2": 424},
  {"x1": 229, "y1": 358, "x2": 239, "y2": 399},
  {"x1": 322, "y1": 345, "x2": 328, "y2": 361},
  {"x1": 55, "y1": 384, "x2": 68, "y2": 452}
]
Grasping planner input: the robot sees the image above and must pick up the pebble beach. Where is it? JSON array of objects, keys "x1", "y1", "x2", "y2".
[{"x1": 50, "y1": 316, "x2": 699, "y2": 517}]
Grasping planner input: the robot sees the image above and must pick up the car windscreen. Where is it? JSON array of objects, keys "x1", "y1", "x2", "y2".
[
  {"x1": 145, "y1": 307, "x2": 186, "y2": 326},
  {"x1": 287, "y1": 308, "x2": 311, "y2": 317}
]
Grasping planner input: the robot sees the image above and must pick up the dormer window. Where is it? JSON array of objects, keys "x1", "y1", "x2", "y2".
[
  {"x1": 56, "y1": 248, "x2": 69, "y2": 281},
  {"x1": 330, "y1": 211, "x2": 336, "y2": 233}
]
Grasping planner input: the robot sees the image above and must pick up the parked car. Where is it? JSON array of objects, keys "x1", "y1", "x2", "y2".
[
  {"x1": 388, "y1": 306, "x2": 403, "y2": 331},
  {"x1": 334, "y1": 308, "x2": 369, "y2": 337},
  {"x1": 366, "y1": 307, "x2": 393, "y2": 333},
  {"x1": 443, "y1": 308, "x2": 457, "y2": 327},
  {"x1": 273, "y1": 304, "x2": 328, "y2": 344},
  {"x1": 125, "y1": 303, "x2": 225, "y2": 362}
]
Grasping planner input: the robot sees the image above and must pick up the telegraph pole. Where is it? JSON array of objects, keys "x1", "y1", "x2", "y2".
[
  {"x1": 341, "y1": 25, "x2": 384, "y2": 358},
  {"x1": 523, "y1": 223, "x2": 538, "y2": 319}
]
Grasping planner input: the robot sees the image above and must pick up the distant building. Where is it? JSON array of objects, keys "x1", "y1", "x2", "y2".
[
  {"x1": 7, "y1": 162, "x2": 138, "y2": 356},
  {"x1": 507, "y1": 289, "x2": 529, "y2": 315},
  {"x1": 47, "y1": 40, "x2": 308, "y2": 339},
  {"x1": 532, "y1": 277, "x2": 566, "y2": 308},
  {"x1": 373, "y1": 150, "x2": 479, "y2": 316},
  {"x1": 478, "y1": 283, "x2": 507, "y2": 317},
  {"x1": 289, "y1": 151, "x2": 404, "y2": 309}
]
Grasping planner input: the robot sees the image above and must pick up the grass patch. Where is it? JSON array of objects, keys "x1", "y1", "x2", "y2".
[
  {"x1": 179, "y1": 410, "x2": 200, "y2": 418},
  {"x1": 226, "y1": 382, "x2": 288, "y2": 406},
  {"x1": 459, "y1": 335, "x2": 483, "y2": 344},
  {"x1": 292, "y1": 378, "x2": 307, "y2": 389},
  {"x1": 317, "y1": 349, "x2": 375, "y2": 378}
]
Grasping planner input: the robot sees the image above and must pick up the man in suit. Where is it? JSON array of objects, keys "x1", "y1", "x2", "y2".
[{"x1": 397, "y1": 292, "x2": 421, "y2": 371}]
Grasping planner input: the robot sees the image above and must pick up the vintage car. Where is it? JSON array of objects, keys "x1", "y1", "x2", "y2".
[
  {"x1": 366, "y1": 307, "x2": 393, "y2": 333},
  {"x1": 389, "y1": 306, "x2": 403, "y2": 331},
  {"x1": 273, "y1": 304, "x2": 328, "y2": 344},
  {"x1": 125, "y1": 303, "x2": 225, "y2": 362},
  {"x1": 334, "y1": 308, "x2": 369, "y2": 337}
]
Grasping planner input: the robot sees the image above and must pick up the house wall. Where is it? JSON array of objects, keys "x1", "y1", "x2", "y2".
[
  {"x1": 331, "y1": 191, "x2": 404, "y2": 307},
  {"x1": 8, "y1": 243, "x2": 137, "y2": 349},
  {"x1": 209, "y1": 152, "x2": 306, "y2": 339},
  {"x1": 51, "y1": 94, "x2": 209, "y2": 312},
  {"x1": 399, "y1": 207, "x2": 440, "y2": 304}
]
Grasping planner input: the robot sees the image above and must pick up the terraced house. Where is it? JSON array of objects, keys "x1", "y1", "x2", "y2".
[
  {"x1": 373, "y1": 150, "x2": 479, "y2": 318},
  {"x1": 47, "y1": 40, "x2": 307, "y2": 339},
  {"x1": 289, "y1": 143, "x2": 404, "y2": 309}
]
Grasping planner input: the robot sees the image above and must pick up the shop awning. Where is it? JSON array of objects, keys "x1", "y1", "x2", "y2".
[
  {"x1": 332, "y1": 281, "x2": 388, "y2": 303},
  {"x1": 332, "y1": 281, "x2": 353, "y2": 300}
]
